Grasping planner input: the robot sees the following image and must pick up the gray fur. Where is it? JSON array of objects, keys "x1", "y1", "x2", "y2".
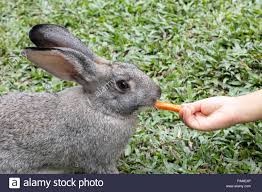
[{"x1": 0, "y1": 24, "x2": 161, "y2": 173}]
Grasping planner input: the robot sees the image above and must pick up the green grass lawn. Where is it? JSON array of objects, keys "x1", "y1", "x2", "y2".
[{"x1": 0, "y1": 0, "x2": 261, "y2": 173}]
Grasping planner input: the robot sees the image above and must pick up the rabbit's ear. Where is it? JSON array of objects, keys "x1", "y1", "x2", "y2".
[
  {"x1": 29, "y1": 24, "x2": 110, "y2": 65},
  {"x1": 22, "y1": 47, "x2": 97, "y2": 88}
]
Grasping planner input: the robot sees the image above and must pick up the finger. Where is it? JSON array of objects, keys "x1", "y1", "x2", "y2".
[
  {"x1": 182, "y1": 105, "x2": 215, "y2": 131},
  {"x1": 181, "y1": 102, "x2": 201, "y2": 115},
  {"x1": 187, "y1": 98, "x2": 220, "y2": 116},
  {"x1": 179, "y1": 109, "x2": 183, "y2": 119},
  {"x1": 187, "y1": 111, "x2": 233, "y2": 131},
  {"x1": 187, "y1": 101, "x2": 202, "y2": 114},
  {"x1": 181, "y1": 105, "x2": 191, "y2": 122},
  {"x1": 182, "y1": 107, "x2": 202, "y2": 130},
  {"x1": 179, "y1": 104, "x2": 188, "y2": 119},
  {"x1": 182, "y1": 106, "x2": 202, "y2": 129},
  {"x1": 181, "y1": 101, "x2": 213, "y2": 130}
]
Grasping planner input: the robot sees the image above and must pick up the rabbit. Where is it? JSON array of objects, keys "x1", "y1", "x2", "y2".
[{"x1": 0, "y1": 24, "x2": 161, "y2": 173}]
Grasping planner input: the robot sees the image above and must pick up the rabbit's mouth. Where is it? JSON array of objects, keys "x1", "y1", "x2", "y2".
[
  {"x1": 131, "y1": 99, "x2": 156, "y2": 112},
  {"x1": 139, "y1": 94, "x2": 161, "y2": 109},
  {"x1": 151, "y1": 85, "x2": 161, "y2": 104},
  {"x1": 136, "y1": 99, "x2": 158, "y2": 112},
  {"x1": 148, "y1": 98, "x2": 159, "y2": 107}
]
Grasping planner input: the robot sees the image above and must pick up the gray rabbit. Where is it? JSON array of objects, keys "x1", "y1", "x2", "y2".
[{"x1": 0, "y1": 24, "x2": 161, "y2": 173}]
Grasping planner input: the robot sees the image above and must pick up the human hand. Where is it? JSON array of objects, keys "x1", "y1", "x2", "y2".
[{"x1": 179, "y1": 96, "x2": 241, "y2": 131}]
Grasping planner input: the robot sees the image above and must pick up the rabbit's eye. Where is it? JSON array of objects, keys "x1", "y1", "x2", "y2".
[{"x1": 116, "y1": 80, "x2": 130, "y2": 92}]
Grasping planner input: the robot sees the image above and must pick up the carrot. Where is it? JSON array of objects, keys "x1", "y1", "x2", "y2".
[{"x1": 154, "y1": 100, "x2": 181, "y2": 113}]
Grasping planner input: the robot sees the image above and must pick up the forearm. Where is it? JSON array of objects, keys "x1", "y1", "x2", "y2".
[{"x1": 236, "y1": 89, "x2": 262, "y2": 123}]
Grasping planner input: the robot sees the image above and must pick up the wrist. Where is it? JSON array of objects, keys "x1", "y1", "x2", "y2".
[
  {"x1": 235, "y1": 91, "x2": 262, "y2": 123},
  {"x1": 233, "y1": 96, "x2": 248, "y2": 124},
  {"x1": 228, "y1": 96, "x2": 246, "y2": 125}
]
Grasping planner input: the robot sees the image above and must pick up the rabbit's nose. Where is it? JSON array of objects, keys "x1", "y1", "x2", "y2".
[{"x1": 156, "y1": 85, "x2": 161, "y2": 98}]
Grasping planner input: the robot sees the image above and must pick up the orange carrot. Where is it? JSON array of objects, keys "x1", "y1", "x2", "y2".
[{"x1": 154, "y1": 100, "x2": 181, "y2": 113}]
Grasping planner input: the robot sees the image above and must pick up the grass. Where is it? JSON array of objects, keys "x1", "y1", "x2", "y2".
[{"x1": 0, "y1": 0, "x2": 261, "y2": 173}]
